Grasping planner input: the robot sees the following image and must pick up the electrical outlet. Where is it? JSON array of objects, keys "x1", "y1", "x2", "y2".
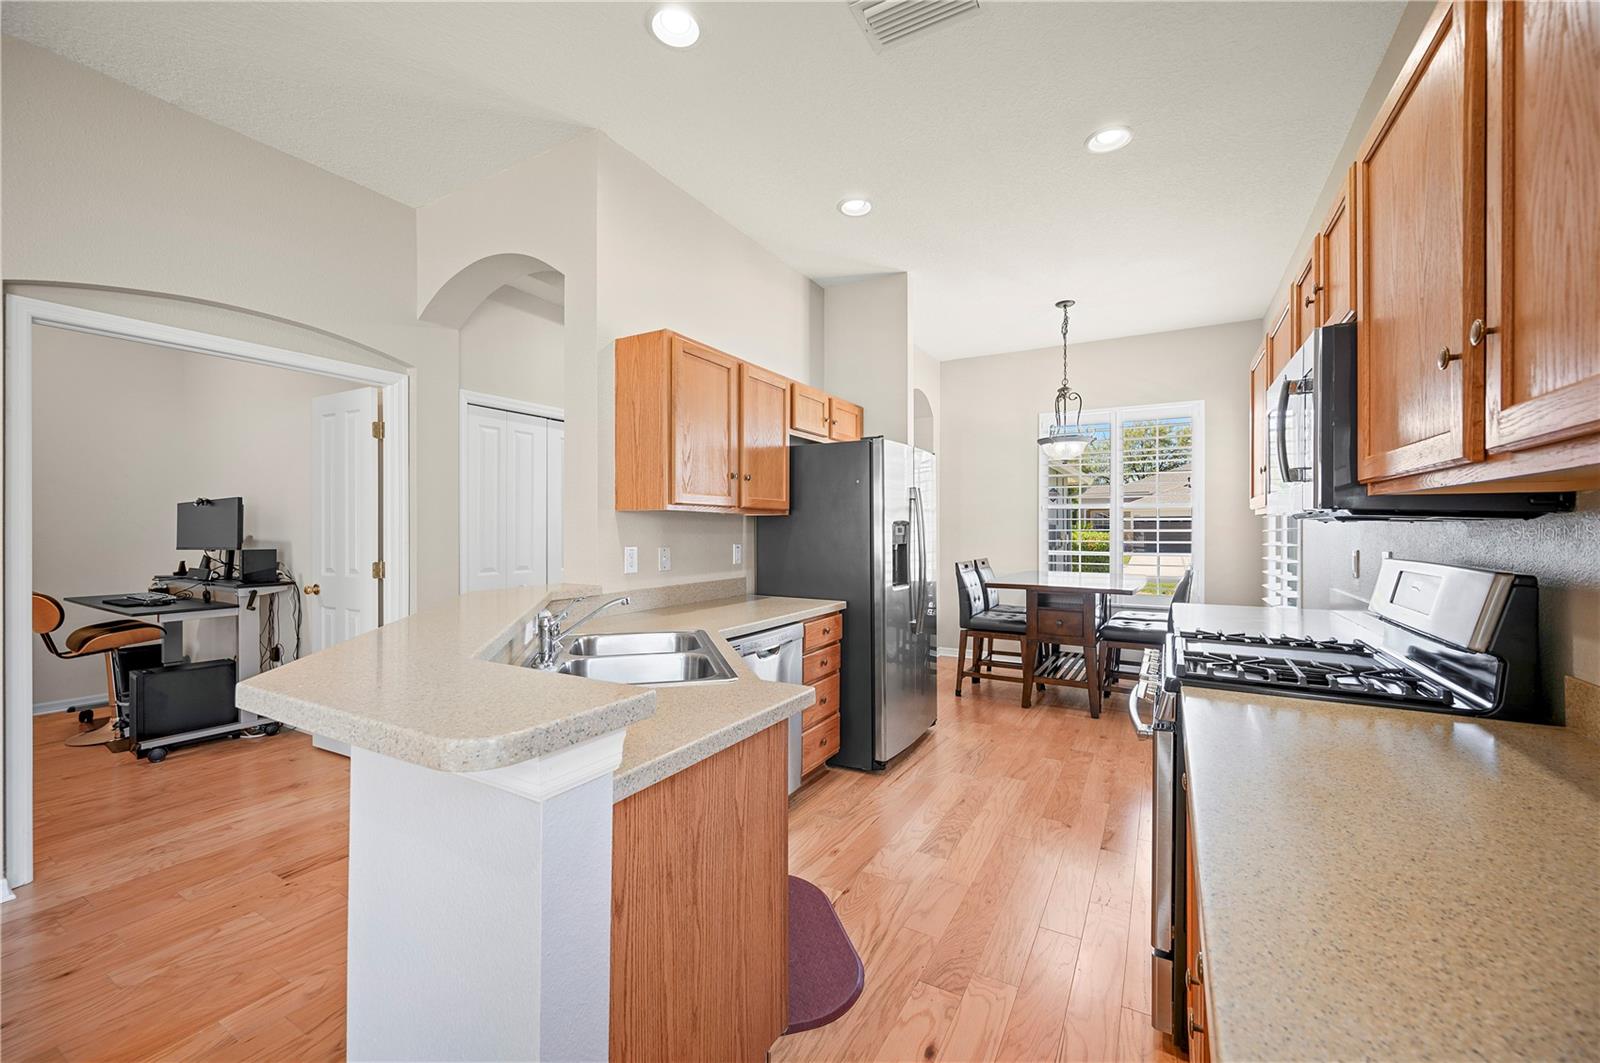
[
  {"x1": 732, "y1": 543, "x2": 743, "y2": 565},
  {"x1": 658, "y1": 546, "x2": 672, "y2": 572},
  {"x1": 623, "y1": 546, "x2": 638, "y2": 574}
]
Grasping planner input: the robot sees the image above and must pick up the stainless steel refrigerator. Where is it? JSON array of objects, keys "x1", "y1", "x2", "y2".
[{"x1": 756, "y1": 437, "x2": 937, "y2": 770}]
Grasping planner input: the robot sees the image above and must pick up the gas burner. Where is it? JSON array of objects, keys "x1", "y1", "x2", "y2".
[
  {"x1": 1180, "y1": 629, "x2": 1371, "y2": 655},
  {"x1": 1178, "y1": 648, "x2": 1452, "y2": 707}
]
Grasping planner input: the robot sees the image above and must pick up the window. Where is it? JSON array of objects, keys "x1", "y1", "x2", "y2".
[{"x1": 1038, "y1": 401, "x2": 1203, "y2": 599}]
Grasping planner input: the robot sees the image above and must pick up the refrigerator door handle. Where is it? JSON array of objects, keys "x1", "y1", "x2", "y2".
[{"x1": 909, "y1": 486, "x2": 926, "y2": 634}]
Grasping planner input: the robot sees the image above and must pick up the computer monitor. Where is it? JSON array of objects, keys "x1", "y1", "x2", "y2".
[{"x1": 176, "y1": 497, "x2": 244, "y2": 551}]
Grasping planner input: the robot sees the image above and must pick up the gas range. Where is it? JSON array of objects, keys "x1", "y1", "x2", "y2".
[{"x1": 1172, "y1": 640, "x2": 1454, "y2": 709}]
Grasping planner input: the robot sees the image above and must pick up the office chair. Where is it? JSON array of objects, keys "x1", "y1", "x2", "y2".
[{"x1": 33, "y1": 593, "x2": 164, "y2": 728}]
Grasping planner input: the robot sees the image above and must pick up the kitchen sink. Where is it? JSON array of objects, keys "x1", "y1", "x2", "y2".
[
  {"x1": 565, "y1": 631, "x2": 705, "y2": 656},
  {"x1": 557, "y1": 650, "x2": 736, "y2": 685}
]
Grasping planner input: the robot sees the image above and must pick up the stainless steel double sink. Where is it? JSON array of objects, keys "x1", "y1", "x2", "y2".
[{"x1": 545, "y1": 630, "x2": 738, "y2": 686}]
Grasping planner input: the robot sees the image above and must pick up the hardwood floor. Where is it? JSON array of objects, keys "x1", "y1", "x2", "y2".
[
  {"x1": 2, "y1": 713, "x2": 348, "y2": 1062},
  {"x1": 4, "y1": 660, "x2": 1178, "y2": 1062},
  {"x1": 775, "y1": 660, "x2": 1182, "y2": 1063}
]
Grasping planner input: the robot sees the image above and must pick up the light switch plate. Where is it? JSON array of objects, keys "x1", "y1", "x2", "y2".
[
  {"x1": 623, "y1": 546, "x2": 638, "y2": 574},
  {"x1": 732, "y1": 543, "x2": 743, "y2": 565},
  {"x1": 658, "y1": 546, "x2": 672, "y2": 572}
]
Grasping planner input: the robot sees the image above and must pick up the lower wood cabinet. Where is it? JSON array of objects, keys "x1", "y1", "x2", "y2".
[
  {"x1": 1185, "y1": 808, "x2": 1212, "y2": 1063},
  {"x1": 611, "y1": 722, "x2": 788, "y2": 1062},
  {"x1": 799, "y1": 611, "x2": 843, "y2": 781}
]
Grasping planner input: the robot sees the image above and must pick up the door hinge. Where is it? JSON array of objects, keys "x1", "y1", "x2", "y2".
[
  {"x1": 371, "y1": 561, "x2": 386, "y2": 580},
  {"x1": 371, "y1": 420, "x2": 385, "y2": 440}
]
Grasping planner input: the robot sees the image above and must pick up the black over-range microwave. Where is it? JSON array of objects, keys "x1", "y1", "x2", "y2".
[{"x1": 1264, "y1": 323, "x2": 1574, "y2": 521}]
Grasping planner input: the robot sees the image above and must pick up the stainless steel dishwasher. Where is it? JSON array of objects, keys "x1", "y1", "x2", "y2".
[{"x1": 729, "y1": 623, "x2": 805, "y2": 794}]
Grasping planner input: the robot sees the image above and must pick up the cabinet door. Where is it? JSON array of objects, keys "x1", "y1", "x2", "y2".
[
  {"x1": 1249, "y1": 345, "x2": 1270, "y2": 509},
  {"x1": 828, "y1": 397, "x2": 863, "y2": 442},
  {"x1": 669, "y1": 337, "x2": 740, "y2": 507},
  {"x1": 1319, "y1": 168, "x2": 1356, "y2": 326},
  {"x1": 1355, "y1": 1, "x2": 1486, "y2": 482},
  {"x1": 739, "y1": 363, "x2": 790, "y2": 511},
  {"x1": 1290, "y1": 242, "x2": 1321, "y2": 352},
  {"x1": 1266, "y1": 299, "x2": 1293, "y2": 379},
  {"x1": 1481, "y1": 0, "x2": 1600, "y2": 453},
  {"x1": 790, "y1": 382, "x2": 831, "y2": 440}
]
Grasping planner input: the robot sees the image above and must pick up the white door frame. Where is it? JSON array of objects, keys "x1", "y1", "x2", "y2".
[
  {"x1": 3, "y1": 294, "x2": 413, "y2": 892},
  {"x1": 458, "y1": 389, "x2": 563, "y2": 594}
]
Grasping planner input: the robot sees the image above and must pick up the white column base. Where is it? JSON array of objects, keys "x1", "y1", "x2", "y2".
[
  {"x1": 0, "y1": 877, "x2": 16, "y2": 903},
  {"x1": 345, "y1": 731, "x2": 625, "y2": 1062}
]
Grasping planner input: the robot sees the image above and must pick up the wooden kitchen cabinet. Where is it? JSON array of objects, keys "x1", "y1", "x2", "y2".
[
  {"x1": 790, "y1": 381, "x2": 832, "y2": 441},
  {"x1": 611, "y1": 721, "x2": 788, "y2": 1062},
  {"x1": 1265, "y1": 298, "x2": 1293, "y2": 380},
  {"x1": 1249, "y1": 344, "x2": 1269, "y2": 511},
  {"x1": 1185, "y1": 814, "x2": 1212, "y2": 1063},
  {"x1": 828, "y1": 397, "x2": 864, "y2": 442},
  {"x1": 1290, "y1": 241, "x2": 1321, "y2": 353},
  {"x1": 739, "y1": 363, "x2": 790, "y2": 512},
  {"x1": 799, "y1": 611, "x2": 843, "y2": 780},
  {"x1": 1318, "y1": 167, "x2": 1357, "y2": 327},
  {"x1": 1353, "y1": 1, "x2": 1486, "y2": 484}
]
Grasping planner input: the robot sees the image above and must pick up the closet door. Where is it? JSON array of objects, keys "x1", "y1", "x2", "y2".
[
  {"x1": 462, "y1": 405, "x2": 510, "y2": 593},
  {"x1": 503, "y1": 410, "x2": 549, "y2": 588},
  {"x1": 547, "y1": 420, "x2": 564, "y2": 583}
]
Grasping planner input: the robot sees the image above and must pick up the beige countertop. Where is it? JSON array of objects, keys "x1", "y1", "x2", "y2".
[
  {"x1": 1182, "y1": 687, "x2": 1600, "y2": 1061},
  {"x1": 237, "y1": 583, "x2": 842, "y2": 800}
]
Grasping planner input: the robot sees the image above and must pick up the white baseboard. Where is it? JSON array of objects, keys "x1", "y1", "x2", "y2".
[
  {"x1": 0, "y1": 877, "x2": 15, "y2": 903},
  {"x1": 936, "y1": 646, "x2": 959, "y2": 658},
  {"x1": 33, "y1": 694, "x2": 107, "y2": 716}
]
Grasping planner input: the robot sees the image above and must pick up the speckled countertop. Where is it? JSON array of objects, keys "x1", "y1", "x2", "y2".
[
  {"x1": 237, "y1": 583, "x2": 842, "y2": 799},
  {"x1": 1182, "y1": 686, "x2": 1600, "y2": 1061}
]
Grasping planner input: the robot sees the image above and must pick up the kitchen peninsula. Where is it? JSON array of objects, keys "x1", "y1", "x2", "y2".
[{"x1": 238, "y1": 583, "x2": 844, "y2": 1063}]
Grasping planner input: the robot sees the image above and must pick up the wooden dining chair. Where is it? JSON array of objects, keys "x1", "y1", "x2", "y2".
[{"x1": 954, "y1": 561, "x2": 1029, "y2": 696}]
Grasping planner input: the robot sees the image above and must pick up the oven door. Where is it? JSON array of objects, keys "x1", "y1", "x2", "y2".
[
  {"x1": 1136, "y1": 645, "x2": 1181, "y2": 1037},
  {"x1": 1266, "y1": 341, "x2": 1315, "y2": 514}
]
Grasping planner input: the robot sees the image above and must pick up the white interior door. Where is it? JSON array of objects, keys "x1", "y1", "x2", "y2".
[
  {"x1": 462, "y1": 405, "x2": 510, "y2": 593},
  {"x1": 546, "y1": 420, "x2": 564, "y2": 584},
  {"x1": 460, "y1": 401, "x2": 562, "y2": 592},
  {"x1": 311, "y1": 387, "x2": 380, "y2": 652},
  {"x1": 503, "y1": 411, "x2": 548, "y2": 588}
]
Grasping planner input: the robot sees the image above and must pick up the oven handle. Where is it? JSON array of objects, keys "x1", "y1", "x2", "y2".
[{"x1": 1128, "y1": 680, "x2": 1156, "y2": 739}]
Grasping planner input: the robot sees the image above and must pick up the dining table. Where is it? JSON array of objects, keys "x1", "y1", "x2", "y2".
[{"x1": 982, "y1": 570, "x2": 1152, "y2": 713}]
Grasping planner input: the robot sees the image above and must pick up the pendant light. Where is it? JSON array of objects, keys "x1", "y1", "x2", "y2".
[{"x1": 1037, "y1": 299, "x2": 1093, "y2": 461}]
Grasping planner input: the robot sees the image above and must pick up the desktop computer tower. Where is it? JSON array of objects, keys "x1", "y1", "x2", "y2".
[{"x1": 128, "y1": 659, "x2": 238, "y2": 744}]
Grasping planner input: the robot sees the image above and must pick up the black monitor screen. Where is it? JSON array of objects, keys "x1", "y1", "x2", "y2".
[{"x1": 176, "y1": 497, "x2": 243, "y2": 550}]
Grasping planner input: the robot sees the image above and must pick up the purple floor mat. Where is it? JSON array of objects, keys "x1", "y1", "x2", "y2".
[{"x1": 786, "y1": 874, "x2": 865, "y2": 1034}]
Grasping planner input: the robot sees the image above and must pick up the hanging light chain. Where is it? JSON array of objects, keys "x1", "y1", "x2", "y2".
[{"x1": 1053, "y1": 298, "x2": 1081, "y2": 430}]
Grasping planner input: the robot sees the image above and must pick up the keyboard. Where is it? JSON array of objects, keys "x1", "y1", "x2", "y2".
[{"x1": 107, "y1": 592, "x2": 178, "y2": 608}]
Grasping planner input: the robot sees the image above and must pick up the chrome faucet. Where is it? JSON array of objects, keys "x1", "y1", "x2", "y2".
[{"x1": 531, "y1": 595, "x2": 631, "y2": 670}]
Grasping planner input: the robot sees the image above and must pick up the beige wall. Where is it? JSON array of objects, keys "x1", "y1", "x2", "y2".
[
  {"x1": 29, "y1": 327, "x2": 355, "y2": 704},
  {"x1": 2, "y1": 37, "x2": 460, "y2": 610},
  {"x1": 937, "y1": 319, "x2": 1262, "y2": 650},
  {"x1": 459, "y1": 291, "x2": 565, "y2": 410},
  {"x1": 913, "y1": 346, "x2": 940, "y2": 454},
  {"x1": 823, "y1": 274, "x2": 913, "y2": 445}
]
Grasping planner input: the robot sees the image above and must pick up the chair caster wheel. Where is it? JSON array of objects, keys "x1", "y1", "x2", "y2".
[
  {"x1": 147, "y1": 747, "x2": 168, "y2": 763},
  {"x1": 78, "y1": 708, "x2": 96, "y2": 725},
  {"x1": 262, "y1": 722, "x2": 282, "y2": 736}
]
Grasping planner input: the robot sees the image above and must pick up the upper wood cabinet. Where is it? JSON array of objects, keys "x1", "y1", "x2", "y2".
[
  {"x1": 738, "y1": 363, "x2": 790, "y2": 512},
  {"x1": 1266, "y1": 298, "x2": 1293, "y2": 380},
  {"x1": 828, "y1": 397, "x2": 864, "y2": 442},
  {"x1": 1249, "y1": 344, "x2": 1270, "y2": 511},
  {"x1": 1290, "y1": 242, "x2": 1321, "y2": 353},
  {"x1": 790, "y1": 382, "x2": 831, "y2": 441},
  {"x1": 1318, "y1": 168, "x2": 1357, "y2": 327},
  {"x1": 1354, "y1": 0, "x2": 1485, "y2": 484}
]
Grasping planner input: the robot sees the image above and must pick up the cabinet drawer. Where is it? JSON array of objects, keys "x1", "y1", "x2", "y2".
[
  {"x1": 802, "y1": 673, "x2": 840, "y2": 731},
  {"x1": 801, "y1": 714, "x2": 840, "y2": 775},
  {"x1": 803, "y1": 613, "x2": 842, "y2": 653},
  {"x1": 802, "y1": 645, "x2": 840, "y2": 685},
  {"x1": 1034, "y1": 608, "x2": 1084, "y2": 640}
]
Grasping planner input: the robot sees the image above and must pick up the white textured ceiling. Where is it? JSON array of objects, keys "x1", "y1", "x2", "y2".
[{"x1": 2, "y1": 1, "x2": 1405, "y2": 358}]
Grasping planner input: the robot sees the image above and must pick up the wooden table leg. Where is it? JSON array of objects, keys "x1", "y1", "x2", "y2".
[
  {"x1": 1083, "y1": 598, "x2": 1102, "y2": 718},
  {"x1": 1020, "y1": 637, "x2": 1035, "y2": 708}
]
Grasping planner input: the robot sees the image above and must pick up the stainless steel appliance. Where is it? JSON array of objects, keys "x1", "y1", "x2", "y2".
[
  {"x1": 1265, "y1": 323, "x2": 1573, "y2": 520},
  {"x1": 1130, "y1": 558, "x2": 1550, "y2": 1044},
  {"x1": 729, "y1": 623, "x2": 806, "y2": 793},
  {"x1": 755, "y1": 438, "x2": 938, "y2": 769}
]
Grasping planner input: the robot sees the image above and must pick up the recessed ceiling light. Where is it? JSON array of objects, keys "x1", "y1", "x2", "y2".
[
  {"x1": 837, "y1": 198, "x2": 873, "y2": 217},
  {"x1": 1085, "y1": 126, "x2": 1134, "y2": 154},
  {"x1": 650, "y1": 5, "x2": 700, "y2": 48}
]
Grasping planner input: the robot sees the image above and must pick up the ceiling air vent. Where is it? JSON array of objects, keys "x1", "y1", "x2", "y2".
[{"x1": 848, "y1": 0, "x2": 981, "y2": 52}]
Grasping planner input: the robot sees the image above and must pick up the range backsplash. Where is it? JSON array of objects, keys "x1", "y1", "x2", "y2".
[{"x1": 1300, "y1": 491, "x2": 1600, "y2": 721}]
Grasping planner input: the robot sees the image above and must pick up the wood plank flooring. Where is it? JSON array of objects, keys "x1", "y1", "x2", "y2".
[
  {"x1": 774, "y1": 661, "x2": 1182, "y2": 1063},
  {"x1": 4, "y1": 660, "x2": 1180, "y2": 1062}
]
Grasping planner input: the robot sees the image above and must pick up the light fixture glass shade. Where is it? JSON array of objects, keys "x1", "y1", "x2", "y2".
[{"x1": 1038, "y1": 426, "x2": 1092, "y2": 461}]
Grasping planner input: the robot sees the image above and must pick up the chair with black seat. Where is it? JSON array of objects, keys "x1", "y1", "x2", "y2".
[
  {"x1": 33, "y1": 593, "x2": 165, "y2": 726},
  {"x1": 1097, "y1": 569, "x2": 1192, "y2": 698},
  {"x1": 955, "y1": 561, "x2": 1029, "y2": 697},
  {"x1": 971, "y1": 557, "x2": 1026, "y2": 682}
]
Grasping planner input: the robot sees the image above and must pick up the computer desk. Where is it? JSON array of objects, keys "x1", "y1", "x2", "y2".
[{"x1": 68, "y1": 580, "x2": 297, "y2": 750}]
